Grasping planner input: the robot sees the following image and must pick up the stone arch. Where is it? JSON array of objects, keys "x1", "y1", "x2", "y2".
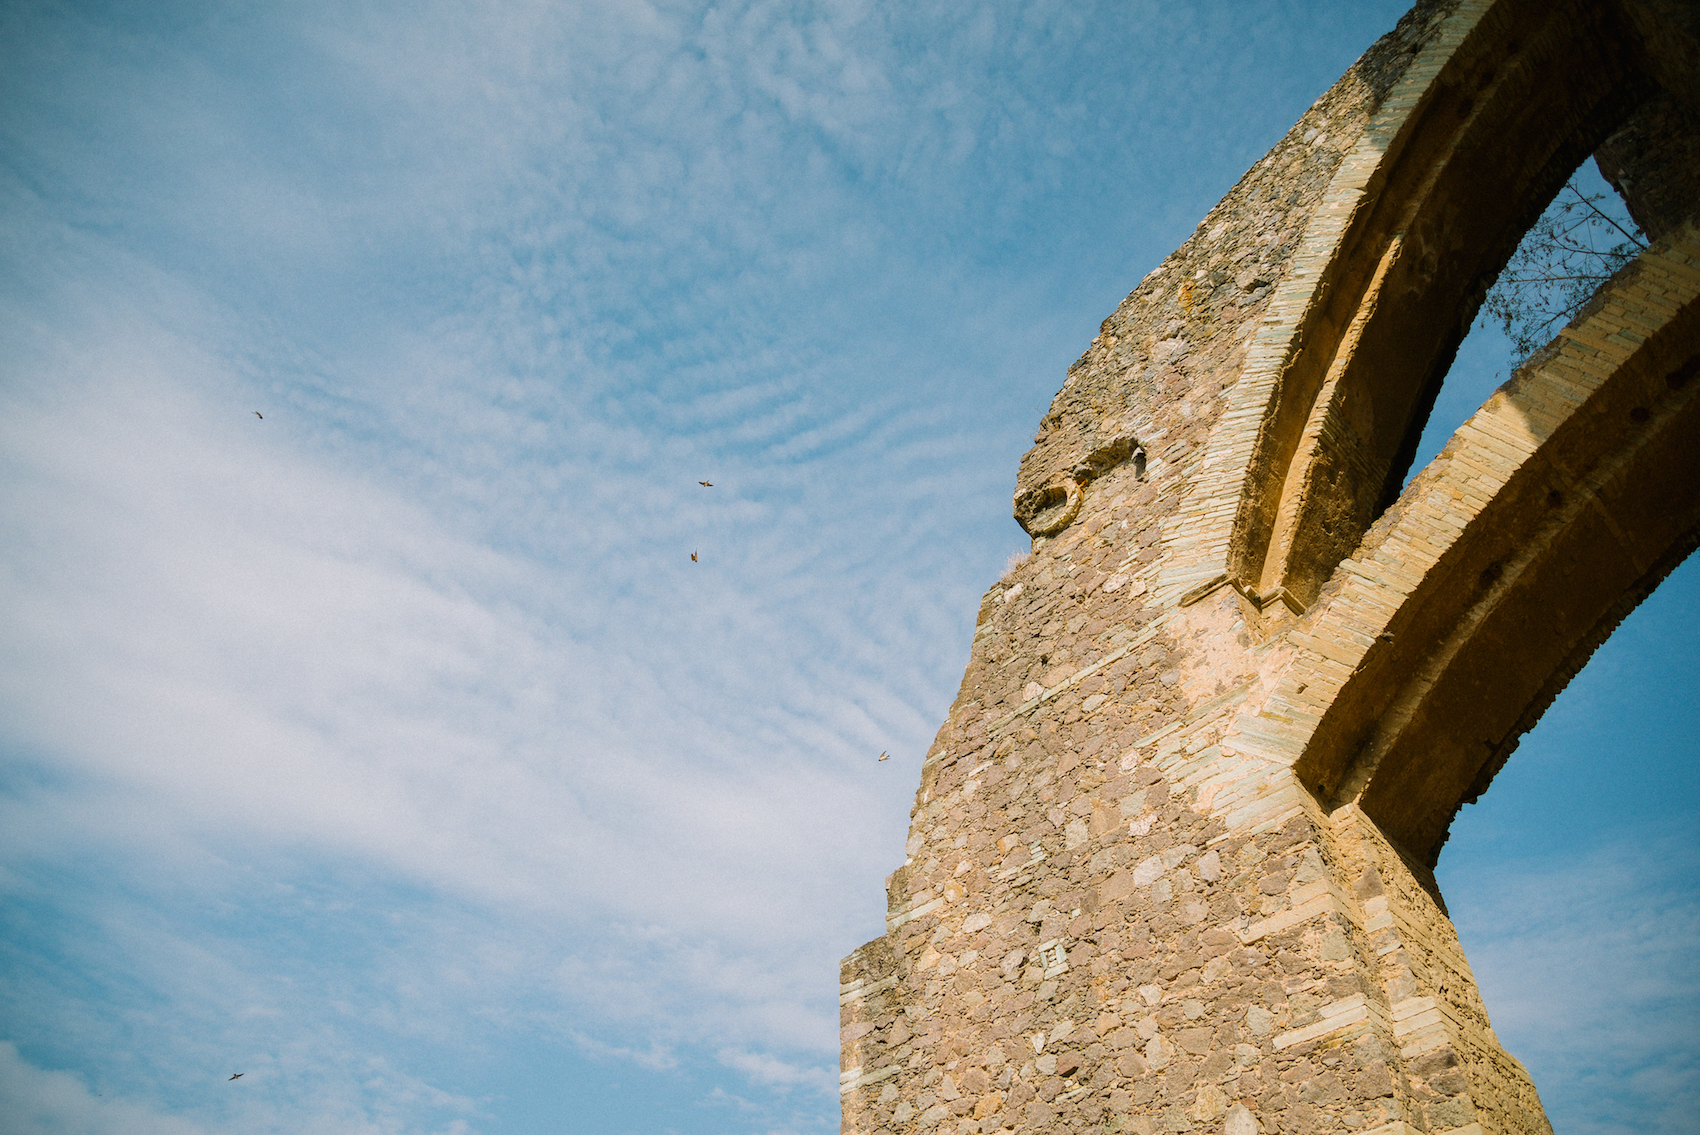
[
  {"x1": 1150, "y1": 0, "x2": 1690, "y2": 615},
  {"x1": 1230, "y1": 0, "x2": 1657, "y2": 612},
  {"x1": 1285, "y1": 238, "x2": 1700, "y2": 863},
  {"x1": 843, "y1": 3, "x2": 1698, "y2": 1133}
]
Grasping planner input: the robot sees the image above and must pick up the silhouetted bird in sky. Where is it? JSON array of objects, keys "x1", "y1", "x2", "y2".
[
  {"x1": 691, "y1": 552, "x2": 698, "y2": 562},
  {"x1": 253, "y1": 411, "x2": 262, "y2": 419},
  {"x1": 699, "y1": 481, "x2": 712, "y2": 487},
  {"x1": 229, "y1": 1073, "x2": 243, "y2": 1080},
  {"x1": 878, "y1": 751, "x2": 889, "y2": 761}
]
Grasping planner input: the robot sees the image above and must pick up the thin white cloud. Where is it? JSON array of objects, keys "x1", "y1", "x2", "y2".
[
  {"x1": 566, "y1": 1031, "x2": 679, "y2": 1072},
  {"x1": 716, "y1": 1048, "x2": 833, "y2": 1093}
]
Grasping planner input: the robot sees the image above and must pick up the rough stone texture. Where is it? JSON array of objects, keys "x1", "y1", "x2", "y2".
[{"x1": 842, "y1": 2, "x2": 1700, "y2": 1134}]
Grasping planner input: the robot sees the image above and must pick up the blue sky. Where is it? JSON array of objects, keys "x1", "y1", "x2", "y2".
[{"x1": 0, "y1": 2, "x2": 1693, "y2": 1133}]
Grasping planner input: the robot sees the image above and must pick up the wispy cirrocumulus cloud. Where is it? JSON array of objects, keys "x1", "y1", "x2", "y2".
[{"x1": 1, "y1": 0, "x2": 1692, "y2": 1132}]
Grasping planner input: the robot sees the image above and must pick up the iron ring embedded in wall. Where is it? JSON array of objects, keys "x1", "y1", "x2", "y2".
[{"x1": 1016, "y1": 477, "x2": 1084, "y2": 536}]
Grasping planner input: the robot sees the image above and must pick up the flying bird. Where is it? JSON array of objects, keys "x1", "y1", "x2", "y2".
[
  {"x1": 691, "y1": 551, "x2": 698, "y2": 562},
  {"x1": 229, "y1": 1073, "x2": 244, "y2": 1080},
  {"x1": 878, "y1": 751, "x2": 889, "y2": 761},
  {"x1": 699, "y1": 481, "x2": 712, "y2": 487},
  {"x1": 253, "y1": 411, "x2": 263, "y2": 419}
]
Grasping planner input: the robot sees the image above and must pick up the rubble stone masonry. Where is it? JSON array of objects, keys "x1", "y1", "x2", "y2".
[{"x1": 841, "y1": 2, "x2": 1700, "y2": 1133}]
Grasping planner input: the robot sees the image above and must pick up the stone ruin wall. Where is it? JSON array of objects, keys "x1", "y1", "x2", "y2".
[{"x1": 839, "y1": 2, "x2": 1700, "y2": 1134}]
